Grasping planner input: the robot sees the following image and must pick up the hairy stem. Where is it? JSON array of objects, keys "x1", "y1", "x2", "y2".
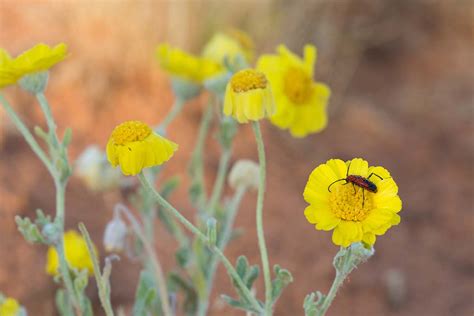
[
  {"x1": 78, "y1": 223, "x2": 115, "y2": 316},
  {"x1": 197, "y1": 186, "x2": 247, "y2": 316},
  {"x1": 207, "y1": 148, "x2": 232, "y2": 216},
  {"x1": 138, "y1": 173, "x2": 262, "y2": 313},
  {"x1": 188, "y1": 102, "x2": 214, "y2": 209},
  {"x1": 115, "y1": 204, "x2": 172, "y2": 316},
  {"x1": 157, "y1": 98, "x2": 186, "y2": 132},
  {"x1": 251, "y1": 122, "x2": 272, "y2": 315}
]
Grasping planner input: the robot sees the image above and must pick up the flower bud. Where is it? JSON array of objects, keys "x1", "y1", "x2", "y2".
[
  {"x1": 103, "y1": 213, "x2": 128, "y2": 252},
  {"x1": 75, "y1": 145, "x2": 121, "y2": 191},
  {"x1": 171, "y1": 77, "x2": 201, "y2": 100},
  {"x1": 19, "y1": 71, "x2": 49, "y2": 94},
  {"x1": 228, "y1": 159, "x2": 259, "y2": 191}
]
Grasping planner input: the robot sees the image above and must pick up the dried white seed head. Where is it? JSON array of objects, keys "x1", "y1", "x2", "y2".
[
  {"x1": 228, "y1": 159, "x2": 259, "y2": 191},
  {"x1": 103, "y1": 214, "x2": 128, "y2": 252},
  {"x1": 75, "y1": 145, "x2": 121, "y2": 191}
]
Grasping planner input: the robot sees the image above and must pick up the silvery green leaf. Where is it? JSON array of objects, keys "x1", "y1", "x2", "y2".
[
  {"x1": 271, "y1": 265, "x2": 294, "y2": 303},
  {"x1": 235, "y1": 256, "x2": 249, "y2": 279},
  {"x1": 15, "y1": 216, "x2": 45, "y2": 244},
  {"x1": 244, "y1": 265, "x2": 260, "y2": 289},
  {"x1": 220, "y1": 295, "x2": 260, "y2": 314},
  {"x1": 73, "y1": 269, "x2": 89, "y2": 293},
  {"x1": 168, "y1": 272, "x2": 198, "y2": 315},
  {"x1": 133, "y1": 270, "x2": 158, "y2": 316}
]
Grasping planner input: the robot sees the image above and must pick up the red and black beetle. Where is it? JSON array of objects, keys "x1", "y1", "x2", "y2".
[{"x1": 327, "y1": 161, "x2": 385, "y2": 206}]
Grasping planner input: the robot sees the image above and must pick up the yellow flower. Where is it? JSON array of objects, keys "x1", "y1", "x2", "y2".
[
  {"x1": 0, "y1": 43, "x2": 67, "y2": 88},
  {"x1": 0, "y1": 297, "x2": 20, "y2": 316},
  {"x1": 46, "y1": 230, "x2": 96, "y2": 276},
  {"x1": 257, "y1": 44, "x2": 330, "y2": 137},
  {"x1": 303, "y1": 158, "x2": 402, "y2": 247},
  {"x1": 155, "y1": 43, "x2": 223, "y2": 83},
  {"x1": 223, "y1": 69, "x2": 275, "y2": 123},
  {"x1": 106, "y1": 120, "x2": 178, "y2": 176},
  {"x1": 202, "y1": 29, "x2": 254, "y2": 64}
]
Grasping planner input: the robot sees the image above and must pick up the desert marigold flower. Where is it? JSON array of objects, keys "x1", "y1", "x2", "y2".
[
  {"x1": 0, "y1": 43, "x2": 67, "y2": 88},
  {"x1": 303, "y1": 158, "x2": 402, "y2": 247},
  {"x1": 202, "y1": 29, "x2": 254, "y2": 65},
  {"x1": 0, "y1": 297, "x2": 20, "y2": 316},
  {"x1": 106, "y1": 120, "x2": 178, "y2": 176},
  {"x1": 257, "y1": 44, "x2": 330, "y2": 137},
  {"x1": 223, "y1": 69, "x2": 275, "y2": 123},
  {"x1": 155, "y1": 43, "x2": 223, "y2": 84},
  {"x1": 46, "y1": 230, "x2": 96, "y2": 276}
]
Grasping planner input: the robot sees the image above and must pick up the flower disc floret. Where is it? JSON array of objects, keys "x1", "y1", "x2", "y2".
[
  {"x1": 303, "y1": 158, "x2": 402, "y2": 247},
  {"x1": 106, "y1": 120, "x2": 178, "y2": 176},
  {"x1": 224, "y1": 69, "x2": 275, "y2": 123}
]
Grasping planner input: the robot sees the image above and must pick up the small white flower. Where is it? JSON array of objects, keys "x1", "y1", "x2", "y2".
[
  {"x1": 103, "y1": 213, "x2": 128, "y2": 252},
  {"x1": 228, "y1": 159, "x2": 259, "y2": 191},
  {"x1": 75, "y1": 145, "x2": 121, "y2": 191}
]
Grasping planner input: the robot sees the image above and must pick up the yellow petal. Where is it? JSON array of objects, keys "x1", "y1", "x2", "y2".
[{"x1": 347, "y1": 158, "x2": 369, "y2": 177}]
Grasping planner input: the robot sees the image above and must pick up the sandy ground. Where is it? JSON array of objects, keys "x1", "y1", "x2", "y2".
[{"x1": 0, "y1": 1, "x2": 473, "y2": 315}]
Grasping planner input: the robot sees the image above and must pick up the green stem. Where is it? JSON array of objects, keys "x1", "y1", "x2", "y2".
[
  {"x1": 78, "y1": 223, "x2": 115, "y2": 316},
  {"x1": 138, "y1": 173, "x2": 262, "y2": 313},
  {"x1": 157, "y1": 98, "x2": 185, "y2": 132},
  {"x1": 0, "y1": 94, "x2": 54, "y2": 175},
  {"x1": 36, "y1": 92, "x2": 58, "y2": 144},
  {"x1": 317, "y1": 248, "x2": 352, "y2": 316},
  {"x1": 197, "y1": 186, "x2": 247, "y2": 316},
  {"x1": 115, "y1": 204, "x2": 172, "y2": 316},
  {"x1": 207, "y1": 148, "x2": 232, "y2": 216},
  {"x1": 251, "y1": 122, "x2": 272, "y2": 315},
  {"x1": 188, "y1": 102, "x2": 214, "y2": 209}
]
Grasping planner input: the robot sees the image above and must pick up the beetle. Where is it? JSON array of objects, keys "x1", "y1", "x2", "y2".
[{"x1": 327, "y1": 161, "x2": 385, "y2": 206}]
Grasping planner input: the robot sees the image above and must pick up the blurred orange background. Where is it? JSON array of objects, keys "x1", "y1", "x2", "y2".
[{"x1": 0, "y1": 0, "x2": 473, "y2": 315}]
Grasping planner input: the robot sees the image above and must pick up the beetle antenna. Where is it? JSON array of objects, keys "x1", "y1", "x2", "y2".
[{"x1": 327, "y1": 178, "x2": 347, "y2": 192}]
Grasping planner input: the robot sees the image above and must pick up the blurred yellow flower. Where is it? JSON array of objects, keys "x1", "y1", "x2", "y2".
[
  {"x1": 0, "y1": 43, "x2": 67, "y2": 88},
  {"x1": 46, "y1": 230, "x2": 96, "y2": 276},
  {"x1": 0, "y1": 297, "x2": 20, "y2": 316},
  {"x1": 202, "y1": 29, "x2": 254, "y2": 64},
  {"x1": 156, "y1": 43, "x2": 223, "y2": 83},
  {"x1": 303, "y1": 158, "x2": 402, "y2": 247},
  {"x1": 106, "y1": 120, "x2": 178, "y2": 176},
  {"x1": 257, "y1": 44, "x2": 330, "y2": 137},
  {"x1": 223, "y1": 69, "x2": 275, "y2": 123}
]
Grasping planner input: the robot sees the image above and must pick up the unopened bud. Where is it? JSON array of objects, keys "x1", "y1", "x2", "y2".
[
  {"x1": 103, "y1": 213, "x2": 128, "y2": 252},
  {"x1": 228, "y1": 159, "x2": 259, "y2": 191},
  {"x1": 19, "y1": 71, "x2": 49, "y2": 94}
]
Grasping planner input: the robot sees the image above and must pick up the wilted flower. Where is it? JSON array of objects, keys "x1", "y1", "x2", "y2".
[
  {"x1": 228, "y1": 159, "x2": 259, "y2": 191},
  {"x1": 0, "y1": 43, "x2": 67, "y2": 89},
  {"x1": 103, "y1": 212, "x2": 128, "y2": 252},
  {"x1": 223, "y1": 69, "x2": 275, "y2": 123},
  {"x1": 106, "y1": 120, "x2": 178, "y2": 176},
  {"x1": 303, "y1": 158, "x2": 402, "y2": 247},
  {"x1": 46, "y1": 230, "x2": 96, "y2": 276},
  {"x1": 75, "y1": 145, "x2": 121, "y2": 191},
  {"x1": 257, "y1": 44, "x2": 330, "y2": 137}
]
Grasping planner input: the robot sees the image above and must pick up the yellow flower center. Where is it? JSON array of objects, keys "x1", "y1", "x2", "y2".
[
  {"x1": 329, "y1": 184, "x2": 373, "y2": 221},
  {"x1": 111, "y1": 121, "x2": 152, "y2": 145},
  {"x1": 283, "y1": 67, "x2": 313, "y2": 104},
  {"x1": 230, "y1": 69, "x2": 267, "y2": 92}
]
